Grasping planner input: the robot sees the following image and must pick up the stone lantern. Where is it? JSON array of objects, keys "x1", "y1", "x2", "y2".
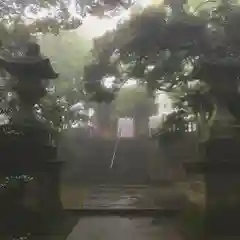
[
  {"x1": 185, "y1": 56, "x2": 240, "y2": 239},
  {"x1": 0, "y1": 43, "x2": 74, "y2": 239},
  {"x1": 161, "y1": 0, "x2": 240, "y2": 238}
]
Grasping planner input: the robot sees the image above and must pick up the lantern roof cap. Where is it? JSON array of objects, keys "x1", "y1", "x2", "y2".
[{"x1": 0, "y1": 43, "x2": 59, "y2": 79}]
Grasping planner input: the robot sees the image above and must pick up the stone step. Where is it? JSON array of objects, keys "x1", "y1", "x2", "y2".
[{"x1": 60, "y1": 138, "x2": 155, "y2": 184}]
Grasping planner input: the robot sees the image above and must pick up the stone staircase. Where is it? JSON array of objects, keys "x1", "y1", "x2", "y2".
[{"x1": 59, "y1": 136, "x2": 157, "y2": 184}]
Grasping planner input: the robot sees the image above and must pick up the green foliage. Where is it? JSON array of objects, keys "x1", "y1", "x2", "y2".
[
  {"x1": 169, "y1": 81, "x2": 215, "y2": 119},
  {"x1": 0, "y1": 0, "x2": 135, "y2": 34},
  {"x1": 39, "y1": 94, "x2": 65, "y2": 130},
  {"x1": 82, "y1": 0, "x2": 240, "y2": 139},
  {"x1": 83, "y1": 0, "x2": 240, "y2": 92},
  {"x1": 83, "y1": 3, "x2": 203, "y2": 98}
]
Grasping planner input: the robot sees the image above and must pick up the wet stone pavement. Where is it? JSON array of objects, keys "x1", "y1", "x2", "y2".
[
  {"x1": 62, "y1": 185, "x2": 153, "y2": 209},
  {"x1": 66, "y1": 216, "x2": 182, "y2": 240},
  {"x1": 62, "y1": 184, "x2": 184, "y2": 240},
  {"x1": 61, "y1": 184, "x2": 187, "y2": 209}
]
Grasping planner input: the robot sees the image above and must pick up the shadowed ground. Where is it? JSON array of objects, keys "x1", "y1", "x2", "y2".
[
  {"x1": 60, "y1": 184, "x2": 188, "y2": 240},
  {"x1": 67, "y1": 216, "x2": 182, "y2": 240}
]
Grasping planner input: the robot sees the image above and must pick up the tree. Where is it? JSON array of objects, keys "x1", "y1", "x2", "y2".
[
  {"x1": 0, "y1": 0, "x2": 135, "y2": 34},
  {"x1": 0, "y1": 0, "x2": 135, "y2": 129},
  {"x1": 83, "y1": 0, "x2": 240, "y2": 139}
]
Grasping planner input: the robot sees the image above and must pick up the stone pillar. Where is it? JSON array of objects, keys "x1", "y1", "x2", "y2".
[
  {"x1": 204, "y1": 133, "x2": 240, "y2": 239},
  {"x1": 185, "y1": 124, "x2": 240, "y2": 239}
]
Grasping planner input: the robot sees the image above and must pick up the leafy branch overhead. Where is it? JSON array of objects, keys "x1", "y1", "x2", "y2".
[
  {"x1": 83, "y1": 0, "x2": 240, "y2": 103},
  {"x1": 0, "y1": 0, "x2": 135, "y2": 36}
]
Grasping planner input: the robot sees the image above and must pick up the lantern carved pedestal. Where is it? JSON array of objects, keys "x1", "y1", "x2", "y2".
[{"x1": 0, "y1": 43, "x2": 76, "y2": 239}]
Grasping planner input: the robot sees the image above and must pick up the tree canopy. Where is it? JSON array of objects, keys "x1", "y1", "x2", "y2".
[
  {"x1": 0, "y1": 0, "x2": 135, "y2": 34},
  {"x1": 3, "y1": 0, "x2": 240, "y2": 133},
  {"x1": 83, "y1": 0, "x2": 240, "y2": 122}
]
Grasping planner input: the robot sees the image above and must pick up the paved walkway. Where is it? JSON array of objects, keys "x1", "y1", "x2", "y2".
[
  {"x1": 61, "y1": 184, "x2": 186, "y2": 240},
  {"x1": 61, "y1": 185, "x2": 151, "y2": 209},
  {"x1": 67, "y1": 216, "x2": 182, "y2": 240},
  {"x1": 61, "y1": 184, "x2": 187, "y2": 210}
]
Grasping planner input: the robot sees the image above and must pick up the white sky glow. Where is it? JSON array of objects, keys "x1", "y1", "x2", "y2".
[
  {"x1": 32, "y1": 0, "x2": 161, "y2": 89},
  {"x1": 78, "y1": 0, "x2": 157, "y2": 39},
  {"x1": 24, "y1": 0, "x2": 160, "y2": 38}
]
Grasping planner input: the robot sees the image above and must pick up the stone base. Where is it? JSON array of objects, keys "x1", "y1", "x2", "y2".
[{"x1": 184, "y1": 160, "x2": 240, "y2": 239}]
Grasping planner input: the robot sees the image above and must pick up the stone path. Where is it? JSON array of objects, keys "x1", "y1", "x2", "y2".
[
  {"x1": 61, "y1": 185, "x2": 150, "y2": 209},
  {"x1": 61, "y1": 184, "x2": 186, "y2": 240},
  {"x1": 66, "y1": 216, "x2": 182, "y2": 240},
  {"x1": 61, "y1": 184, "x2": 187, "y2": 210}
]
